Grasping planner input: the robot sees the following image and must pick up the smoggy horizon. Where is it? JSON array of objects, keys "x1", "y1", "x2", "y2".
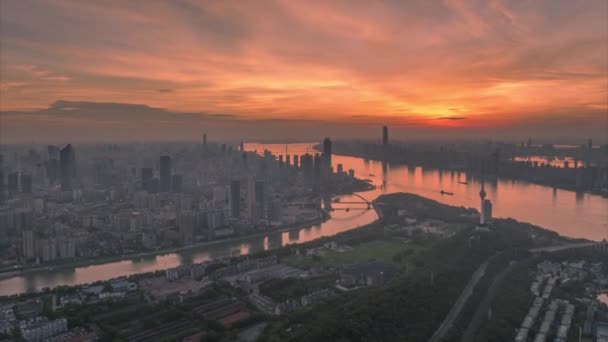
[{"x1": 1, "y1": 1, "x2": 607, "y2": 143}]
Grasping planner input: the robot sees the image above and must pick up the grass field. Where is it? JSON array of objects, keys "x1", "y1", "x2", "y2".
[{"x1": 286, "y1": 239, "x2": 422, "y2": 268}]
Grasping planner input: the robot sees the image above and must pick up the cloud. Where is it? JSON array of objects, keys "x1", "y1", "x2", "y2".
[
  {"x1": 437, "y1": 116, "x2": 467, "y2": 121},
  {"x1": 0, "y1": 0, "x2": 606, "y2": 141}
]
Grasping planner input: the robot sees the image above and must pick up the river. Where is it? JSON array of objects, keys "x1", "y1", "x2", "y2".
[{"x1": 0, "y1": 143, "x2": 606, "y2": 296}]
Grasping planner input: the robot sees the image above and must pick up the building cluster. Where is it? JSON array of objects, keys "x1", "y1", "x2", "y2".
[
  {"x1": 0, "y1": 298, "x2": 97, "y2": 342},
  {"x1": 0, "y1": 138, "x2": 364, "y2": 267},
  {"x1": 330, "y1": 129, "x2": 608, "y2": 195},
  {"x1": 516, "y1": 258, "x2": 608, "y2": 342}
]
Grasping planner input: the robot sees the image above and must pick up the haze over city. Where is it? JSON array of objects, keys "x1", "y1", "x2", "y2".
[
  {"x1": 1, "y1": 2, "x2": 608, "y2": 342},
  {"x1": 1, "y1": 0, "x2": 607, "y2": 142}
]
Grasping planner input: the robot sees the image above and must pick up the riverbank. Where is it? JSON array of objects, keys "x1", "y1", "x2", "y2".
[
  {"x1": 0, "y1": 213, "x2": 331, "y2": 279},
  {"x1": 0, "y1": 181, "x2": 378, "y2": 291},
  {"x1": 318, "y1": 144, "x2": 607, "y2": 198}
]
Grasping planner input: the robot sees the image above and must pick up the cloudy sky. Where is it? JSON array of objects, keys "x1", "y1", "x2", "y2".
[{"x1": 0, "y1": 0, "x2": 606, "y2": 143}]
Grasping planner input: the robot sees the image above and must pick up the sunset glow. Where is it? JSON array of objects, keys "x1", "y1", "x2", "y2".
[{"x1": 0, "y1": 0, "x2": 606, "y2": 142}]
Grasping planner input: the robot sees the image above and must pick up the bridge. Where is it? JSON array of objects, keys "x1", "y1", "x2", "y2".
[
  {"x1": 529, "y1": 241, "x2": 608, "y2": 253},
  {"x1": 333, "y1": 193, "x2": 372, "y2": 209}
]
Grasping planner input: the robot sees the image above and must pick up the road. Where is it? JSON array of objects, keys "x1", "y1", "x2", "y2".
[
  {"x1": 428, "y1": 260, "x2": 489, "y2": 342},
  {"x1": 460, "y1": 262, "x2": 517, "y2": 341},
  {"x1": 529, "y1": 241, "x2": 606, "y2": 253}
]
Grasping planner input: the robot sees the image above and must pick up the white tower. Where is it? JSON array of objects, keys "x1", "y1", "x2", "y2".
[{"x1": 479, "y1": 181, "x2": 487, "y2": 225}]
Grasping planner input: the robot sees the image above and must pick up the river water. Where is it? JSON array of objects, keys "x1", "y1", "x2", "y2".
[{"x1": 0, "y1": 143, "x2": 606, "y2": 296}]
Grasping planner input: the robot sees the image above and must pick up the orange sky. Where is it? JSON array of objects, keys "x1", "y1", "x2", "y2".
[{"x1": 0, "y1": 0, "x2": 607, "y2": 142}]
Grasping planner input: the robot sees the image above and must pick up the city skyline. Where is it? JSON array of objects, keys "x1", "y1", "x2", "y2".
[{"x1": 1, "y1": 0, "x2": 607, "y2": 143}]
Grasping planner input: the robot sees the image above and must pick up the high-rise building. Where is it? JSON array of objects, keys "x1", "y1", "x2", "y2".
[
  {"x1": 178, "y1": 211, "x2": 196, "y2": 245},
  {"x1": 382, "y1": 126, "x2": 389, "y2": 146},
  {"x1": 323, "y1": 138, "x2": 332, "y2": 170},
  {"x1": 203, "y1": 133, "x2": 207, "y2": 146},
  {"x1": 230, "y1": 180, "x2": 241, "y2": 218},
  {"x1": 22, "y1": 230, "x2": 36, "y2": 261},
  {"x1": 20, "y1": 174, "x2": 32, "y2": 193},
  {"x1": 246, "y1": 177, "x2": 256, "y2": 220},
  {"x1": 255, "y1": 180, "x2": 265, "y2": 220},
  {"x1": 159, "y1": 156, "x2": 172, "y2": 192},
  {"x1": 0, "y1": 168, "x2": 4, "y2": 204},
  {"x1": 171, "y1": 174, "x2": 183, "y2": 193},
  {"x1": 301, "y1": 153, "x2": 313, "y2": 179},
  {"x1": 141, "y1": 168, "x2": 153, "y2": 191},
  {"x1": 46, "y1": 158, "x2": 59, "y2": 184},
  {"x1": 7, "y1": 172, "x2": 19, "y2": 197},
  {"x1": 313, "y1": 153, "x2": 321, "y2": 194},
  {"x1": 59, "y1": 144, "x2": 76, "y2": 191},
  {"x1": 47, "y1": 145, "x2": 60, "y2": 159},
  {"x1": 293, "y1": 155, "x2": 299, "y2": 169},
  {"x1": 479, "y1": 182, "x2": 487, "y2": 225},
  {"x1": 483, "y1": 199, "x2": 492, "y2": 223}
]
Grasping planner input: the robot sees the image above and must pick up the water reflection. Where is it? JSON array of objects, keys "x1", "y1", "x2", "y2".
[{"x1": 1, "y1": 143, "x2": 607, "y2": 296}]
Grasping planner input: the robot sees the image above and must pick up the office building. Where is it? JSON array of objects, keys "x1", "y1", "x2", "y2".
[
  {"x1": 171, "y1": 174, "x2": 183, "y2": 193},
  {"x1": 255, "y1": 180, "x2": 265, "y2": 220},
  {"x1": 59, "y1": 144, "x2": 76, "y2": 191},
  {"x1": 20, "y1": 174, "x2": 32, "y2": 193},
  {"x1": 46, "y1": 158, "x2": 59, "y2": 185},
  {"x1": 0, "y1": 169, "x2": 4, "y2": 204},
  {"x1": 301, "y1": 153, "x2": 313, "y2": 180},
  {"x1": 230, "y1": 180, "x2": 241, "y2": 218},
  {"x1": 141, "y1": 168, "x2": 153, "y2": 191},
  {"x1": 178, "y1": 211, "x2": 196, "y2": 245},
  {"x1": 479, "y1": 182, "x2": 487, "y2": 225},
  {"x1": 22, "y1": 230, "x2": 36, "y2": 261},
  {"x1": 483, "y1": 199, "x2": 493, "y2": 223},
  {"x1": 313, "y1": 153, "x2": 321, "y2": 194},
  {"x1": 7, "y1": 172, "x2": 18, "y2": 197},
  {"x1": 159, "y1": 155, "x2": 172, "y2": 192},
  {"x1": 294, "y1": 155, "x2": 299, "y2": 169},
  {"x1": 382, "y1": 126, "x2": 389, "y2": 146},
  {"x1": 323, "y1": 138, "x2": 332, "y2": 170}
]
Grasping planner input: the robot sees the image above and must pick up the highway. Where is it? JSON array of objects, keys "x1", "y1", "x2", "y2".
[
  {"x1": 428, "y1": 260, "x2": 489, "y2": 342},
  {"x1": 529, "y1": 241, "x2": 607, "y2": 253}
]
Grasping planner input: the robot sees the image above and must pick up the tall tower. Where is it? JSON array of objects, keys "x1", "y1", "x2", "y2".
[
  {"x1": 203, "y1": 133, "x2": 207, "y2": 146},
  {"x1": 323, "y1": 137, "x2": 332, "y2": 170},
  {"x1": 159, "y1": 155, "x2": 172, "y2": 192},
  {"x1": 60, "y1": 144, "x2": 76, "y2": 191},
  {"x1": 479, "y1": 181, "x2": 487, "y2": 225},
  {"x1": 230, "y1": 179, "x2": 241, "y2": 218},
  {"x1": 382, "y1": 126, "x2": 389, "y2": 147}
]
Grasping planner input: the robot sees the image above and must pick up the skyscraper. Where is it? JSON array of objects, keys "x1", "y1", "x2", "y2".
[
  {"x1": 323, "y1": 137, "x2": 332, "y2": 170},
  {"x1": 255, "y1": 180, "x2": 265, "y2": 220},
  {"x1": 483, "y1": 199, "x2": 492, "y2": 223},
  {"x1": 293, "y1": 155, "x2": 299, "y2": 169},
  {"x1": 159, "y1": 156, "x2": 172, "y2": 192},
  {"x1": 141, "y1": 168, "x2": 153, "y2": 191},
  {"x1": 60, "y1": 144, "x2": 76, "y2": 191},
  {"x1": 203, "y1": 133, "x2": 207, "y2": 146},
  {"x1": 479, "y1": 181, "x2": 487, "y2": 225},
  {"x1": 382, "y1": 126, "x2": 389, "y2": 147},
  {"x1": 171, "y1": 174, "x2": 183, "y2": 193},
  {"x1": 20, "y1": 174, "x2": 32, "y2": 193},
  {"x1": 313, "y1": 153, "x2": 321, "y2": 194},
  {"x1": 230, "y1": 180, "x2": 241, "y2": 219},
  {"x1": 301, "y1": 153, "x2": 313, "y2": 179},
  {"x1": 7, "y1": 172, "x2": 18, "y2": 197},
  {"x1": 0, "y1": 156, "x2": 5, "y2": 204}
]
